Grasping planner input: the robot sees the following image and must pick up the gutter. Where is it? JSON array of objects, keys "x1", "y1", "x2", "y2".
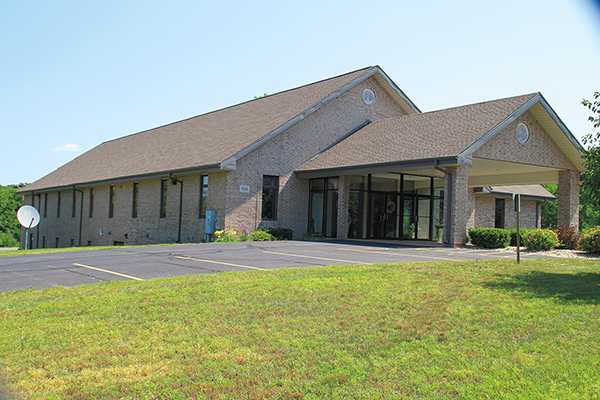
[
  {"x1": 434, "y1": 160, "x2": 452, "y2": 245},
  {"x1": 18, "y1": 164, "x2": 221, "y2": 195}
]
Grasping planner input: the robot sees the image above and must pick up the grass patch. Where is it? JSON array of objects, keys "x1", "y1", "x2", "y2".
[{"x1": 1, "y1": 258, "x2": 599, "y2": 399}]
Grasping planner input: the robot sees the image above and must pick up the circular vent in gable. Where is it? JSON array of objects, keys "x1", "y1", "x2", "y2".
[
  {"x1": 516, "y1": 123, "x2": 530, "y2": 144},
  {"x1": 363, "y1": 89, "x2": 375, "y2": 104}
]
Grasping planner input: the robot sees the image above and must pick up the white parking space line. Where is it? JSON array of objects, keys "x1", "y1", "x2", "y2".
[
  {"x1": 174, "y1": 256, "x2": 269, "y2": 271},
  {"x1": 338, "y1": 247, "x2": 457, "y2": 261},
  {"x1": 73, "y1": 263, "x2": 144, "y2": 281},
  {"x1": 262, "y1": 251, "x2": 364, "y2": 264}
]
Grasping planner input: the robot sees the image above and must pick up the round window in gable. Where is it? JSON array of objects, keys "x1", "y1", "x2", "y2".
[
  {"x1": 516, "y1": 123, "x2": 530, "y2": 144},
  {"x1": 363, "y1": 89, "x2": 375, "y2": 104}
]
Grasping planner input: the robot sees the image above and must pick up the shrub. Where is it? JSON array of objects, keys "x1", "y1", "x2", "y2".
[
  {"x1": 521, "y1": 229, "x2": 559, "y2": 251},
  {"x1": 580, "y1": 227, "x2": 600, "y2": 254},
  {"x1": 213, "y1": 228, "x2": 238, "y2": 243},
  {"x1": 507, "y1": 229, "x2": 530, "y2": 247},
  {"x1": 250, "y1": 230, "x2": 274, "y2": 241},
  {"x1": 553, "y1": 225, "x2": 580, "y2": 250},
  {"x1": 468, "y1": 228, "x2": 510, "y2": 249},
  {"x1": 264, "y1": 228, "x2": 293, "y2": 241},
  {"x1": 0, "y1": 231, "x2": 19, "y2": 247},
  {"x1": 303, "y1": 232, "x2": 325, "y2": 241}
]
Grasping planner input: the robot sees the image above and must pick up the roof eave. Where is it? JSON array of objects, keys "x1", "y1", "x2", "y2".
[
  {"x1": 295, "y1": 156, "x2": 462, "y2": 178},
  {"x1": 17, "y1": 163, "x2": 222, "y2": 194}
]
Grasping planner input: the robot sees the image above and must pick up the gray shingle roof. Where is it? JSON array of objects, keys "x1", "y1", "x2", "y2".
[
  {"x1": 299, "y1": 93, "x2": 538, "y2": 172},
  {"x1": 21, "y1": 67, "x2": 373, "y2": 192}
]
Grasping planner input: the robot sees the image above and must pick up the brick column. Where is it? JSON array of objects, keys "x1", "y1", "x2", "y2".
[
  {"x1": 337, "y1": 175, "x2": 350, "y2": 239},
  {"x1": 446, "y1": 165, "x2": 471, "y2": 247},
  {"x1": 557, "y1": 169, "x2": 580, "y2": 229}
]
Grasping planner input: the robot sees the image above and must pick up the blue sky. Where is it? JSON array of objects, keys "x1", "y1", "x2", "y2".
[{"x1": 1, "y1": 0, "x2": 599, "y2": 186}]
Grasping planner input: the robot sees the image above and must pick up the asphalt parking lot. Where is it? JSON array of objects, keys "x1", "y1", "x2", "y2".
[{"x1": 0, "y1": 240, "x2": 554, "y2": 293}]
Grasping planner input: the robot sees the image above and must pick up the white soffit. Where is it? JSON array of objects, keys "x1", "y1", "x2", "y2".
[{"x1": 468, "y1": 158, "x2": 561, "y2": 186}]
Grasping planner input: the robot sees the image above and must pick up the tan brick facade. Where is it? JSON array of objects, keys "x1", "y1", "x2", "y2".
[
  {"x1": 20, "y1": 70, "x2": 582, "y2": 249},
  {"x1": 24, "y1": 76, "x2": 408, "y2": 247}
]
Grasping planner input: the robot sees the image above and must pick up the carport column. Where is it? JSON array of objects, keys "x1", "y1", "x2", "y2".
[
  {"x1": 446, "y1": 165, "x2": 470, "y2": 247},
  {"x1": 337, "y1": 175, "x2": 350, "y2": 239},
  {"x1": 557, "y1": 169, "x2": 580, "y2": 229}
]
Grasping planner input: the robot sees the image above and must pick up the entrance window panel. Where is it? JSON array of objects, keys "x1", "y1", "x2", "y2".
[
  {"x1": 369, "y1": 193, "x2": 386, "y2": 239},
  {"x1": 433, "y1": 197, "x2": 444, "y2": 240},
  {"x1": 309, "y1": 177, "x2": 339, "y2": 238},
  {"x1": 371, "y1": 174, "x2": 400, "y2": 192},
  {"x1": 350, "y1": 175, "x2": 367, "y2": 191},
  {"x1": 348, "y1": 190, "x2": 368, "y2": 239},
  {"x1": 325, "y1": 190, "x2": 338, "y2": 238},
  {"x1": 310, "y1": 192, "x2": 324, "y2": 234},
  {"x1": 402, "y1": 196, "x2": 415, "y2": 239},
  {"x1": 417, "y1": 197, "x2": 431, "y2": 240},
  {"x1": 404, "y1": 175, "x2": 431, "y2": 196},
  {"x1": 385, "y1": 195, "x2": 399, "y2": 239}
]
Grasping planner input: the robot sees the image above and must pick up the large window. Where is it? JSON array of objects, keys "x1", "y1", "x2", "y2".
[
  {"x1": 89, "y1": 188, "x2": 94, "y2": 218},
  {"x1": 495, "y1": 198, "x2": 505, "y2": 229},
  {"x1": 262, "y1": 175, "x2": 279, "y2": 220},
  {"x1": 160, "y1": 179, "x2": 168, "y2": 218},
  {"x1": 109, "y1": 185, "x2": 115, "y2": 218},
  {"x1": 72, "y1": 190, "x2": 77, "y2": 218},
  {"x1": 57, "y1": 192, "x2": 61, "y2": 218},
  {"x1": 132, "y1": 182, "x2": 139, "y2": 218},
  {"x1": 309, "y1": 177, "x2": 338, "y2": 238},
  {"x1": 199, "y1": 175, "x2": 208, "y2": 218}
]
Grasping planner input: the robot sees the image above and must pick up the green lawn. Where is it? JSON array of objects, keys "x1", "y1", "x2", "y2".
[{"x1": 1, "y1": 258, "x2": 599, "y2": 399}]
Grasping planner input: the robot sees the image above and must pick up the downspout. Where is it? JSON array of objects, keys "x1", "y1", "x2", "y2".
[
  {"x1": 34, "y1": 193, "x2": 41, "y2": 249},
  {"x1": 73, "y1": 186, "x2": 84, "y2": 247},
  {"x1": 170, "y1": 173, "x2": 184, "y2": 243},
  {"x1": 434, "y1": 161, "x2": 452, "y2": 244}
]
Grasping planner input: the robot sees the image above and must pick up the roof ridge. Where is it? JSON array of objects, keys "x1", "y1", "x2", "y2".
[{"x1": 380, "y1": 92, "x2": 540, "y2": 121}]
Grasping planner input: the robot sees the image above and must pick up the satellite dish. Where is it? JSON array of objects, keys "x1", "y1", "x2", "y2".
[{"x1": 17, "y1": 205, "x2": 41, "y2": 229}]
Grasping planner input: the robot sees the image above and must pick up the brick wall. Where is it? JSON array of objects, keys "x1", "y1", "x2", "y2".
[
  {"x1": 472, "y1": 196, "x2": 540, "y2": 230},
  {"x1": 223, "y1": 76, "x2": 408, "y2": 239},
  {"x1": 26, "y1": 75, "x2": 408, "y2": 247}
]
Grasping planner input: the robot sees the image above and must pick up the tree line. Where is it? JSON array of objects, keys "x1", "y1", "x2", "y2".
[{"x1": 0, "y1": 184, "x2": 26, "y2": 247}]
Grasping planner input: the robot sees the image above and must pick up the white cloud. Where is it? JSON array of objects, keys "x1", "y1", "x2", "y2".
[{"x1": 52, "y1": 143, "x2": 81, "y2": 152}]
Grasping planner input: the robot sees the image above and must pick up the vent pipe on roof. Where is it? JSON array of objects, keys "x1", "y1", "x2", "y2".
[{"x1": 433, "y1": 161, "x2": 451, "y2": 245}]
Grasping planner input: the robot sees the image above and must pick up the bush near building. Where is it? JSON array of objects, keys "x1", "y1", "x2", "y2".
[
  {"x1": 469, "y1": 228, "x2": 510, "y2": 249},
  {"x1": 580, "y1": 227, "x2": 600, "y2": 254},
  {"x1": 553, "y1": 225, "x2": 580, "y2": 250},
  {"x1": 521, "y1": 229, "x2": 559, "y2": 251}
]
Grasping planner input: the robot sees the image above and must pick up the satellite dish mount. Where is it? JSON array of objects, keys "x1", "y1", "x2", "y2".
[{"x1": 17, "y1": 205, "x2": 41, "y2": 250}]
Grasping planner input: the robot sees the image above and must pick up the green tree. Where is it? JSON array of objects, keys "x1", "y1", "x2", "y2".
[
  {"x1": 541, "y1": 183, "x2": 557, "y2": 228},
  {"x1": 0, "y1": 184, "x2": 25, "y2": 244},
  {"x1": 581, "y1": 92, "x2": 600, "y2": 206}
]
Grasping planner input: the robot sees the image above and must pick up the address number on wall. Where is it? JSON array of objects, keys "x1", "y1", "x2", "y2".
[{"x1": 240, "y1": 185, "x2": 250, "y2": 193}]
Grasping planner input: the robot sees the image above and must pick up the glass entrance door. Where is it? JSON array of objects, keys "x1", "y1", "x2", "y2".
[
  {"x1": 370, "y1": 193, "x2": 399, "y2": 239},
  {"x1": 403, "y1": 196, "x2": 431, "y2": 240}
]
